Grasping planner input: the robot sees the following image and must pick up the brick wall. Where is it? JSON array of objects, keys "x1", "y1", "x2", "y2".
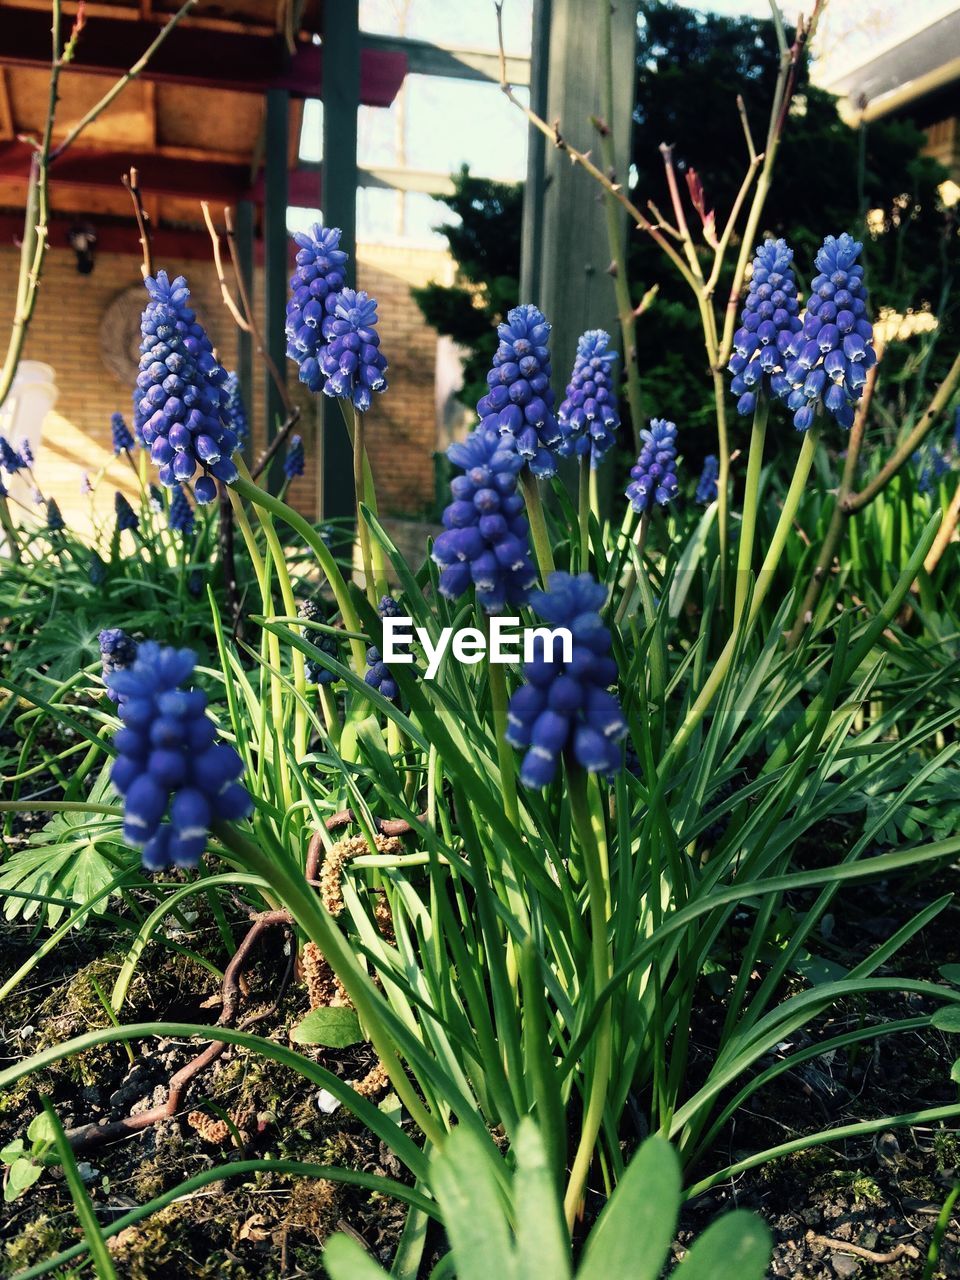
[{"x1": 0, "y1": 238, "x2": 454, "y2": 530}]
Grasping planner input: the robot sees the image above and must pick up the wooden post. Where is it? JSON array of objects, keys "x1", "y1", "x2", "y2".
[
  {"x1": 519, "y1": 0, "x2": 551, "y2": 305},
  {"x1": 320, "y1": 0, "x2": 360, "y2": 526},
  {"x1": 523, "y1": 0, "x2": 637, "y2": 382},
  {"x1": 264, "y1": 86, "x2": 289, "y2": 493}
]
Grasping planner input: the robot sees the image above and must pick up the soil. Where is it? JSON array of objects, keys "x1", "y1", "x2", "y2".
[{"x1": 0, "y1": 815, "x2": 957, "y2": 1277}]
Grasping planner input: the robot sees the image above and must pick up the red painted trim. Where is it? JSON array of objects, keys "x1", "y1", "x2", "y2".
[{"x1": 0, "y1": 10, "x2": 406, "y2": 105}]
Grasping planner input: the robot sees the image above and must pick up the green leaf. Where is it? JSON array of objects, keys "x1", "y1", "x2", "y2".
[
  {"x1": 577, "y1": 1136, "x2": 679, "y2": 1280},
  {"x1": 940, "y1": 965, "x2": 960, "y2": 987},
  {"x1": 27, "y1": 1112, "x2": 56, "y2": 1145},
  {"x1": 932, "y1": 1007, "x2": 960, "y2": 1033},
  {"x1": 673, "y1": 1210, "x2": 771, "y2": 1279},
  {"x1": 950, "y1": 1059, "x2": 960, "y2": 1084},
  {"x1": 0, "y1": 1140, "x2": 25, "y2": 1165},
  {"x1": 5, "y1": 1158, "x2": 43, "y2": 1200},
  {"x1": 430, "y1": 1128, "x2": 516, "y2": 1280},
  {"x1": 290, "y1": 1007, "x2": 364, "y2": 1048},
  {"x1": 41, "y1": 1100, "x2": 119, "y2": 1279},
  {"x1": 513, "y1": 1121, "x2": 572, "y2": 1280},
  {"x1": 324, "y1": 1234, "x2": 391, "y2": 1279}
]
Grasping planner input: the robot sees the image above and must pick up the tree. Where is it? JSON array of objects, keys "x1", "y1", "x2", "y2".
[{"x1": 411, "y1": 166, "x2": 523, "y2": 413}]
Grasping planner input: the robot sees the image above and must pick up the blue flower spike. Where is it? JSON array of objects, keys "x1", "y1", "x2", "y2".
[
  {"x1": 478, "y1": 303, "x2": 560, "y2": 477},
  {"x1": 695, "y1": 455, "x2": 719, "y2": 505},
  {"x1": 782, "y1": 233, "x2": 876, "y2": 431},
  {"x1": 134, "y1": 270, "x2": 237, "y2": 505},
  {"x1": 728, "y1": 238, "x2": 802, "y2": 417},
  {"x1": 284, "y1": 434, "x2": 305, "y2": 480},
  {"x1": 506, "y1": 572, "x2": 627, "y2": 788},
  {"x1": 111, "y1": 412, "x2": 135, "y2": 455},
  {"x1": 433, "y1": 426, "x2": 537, "y2": 614},
  {"x1": 168, "y1": 484, "x2": 195, "y2": 536},
  {"x1": 115, "y1": 491, "x2": 139, "y2": 533},
  {"x1": 365, "y1": 596, "x2": 406, "y2": 703},
  {"x1": 107, "y1": 642, "x2": 251, "y2": 870},
  {"x1": 626, "y1": 419, "x2": 679, "y2": 513},
  {"x1": 319, "y1": 290, "x2": 388, "y2": 412},
  {"x1": 557, "y1": 329, "x2": 621, "y2": 467},
  {"x1": 285, "y1": 224, "x2": 349, "y2": 392}
]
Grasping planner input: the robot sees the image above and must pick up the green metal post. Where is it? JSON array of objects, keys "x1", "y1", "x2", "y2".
[
  {"x1": 320, "y1": 0, "x2": 360, "y2": 526},
  {"x1": 264, "y1": 86, "x2": 289, "y2": 493}
]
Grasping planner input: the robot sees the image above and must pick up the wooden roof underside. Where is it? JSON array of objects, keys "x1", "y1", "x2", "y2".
[{"x1": 0, "y1": 0, "x2": 405, "y2": 244}]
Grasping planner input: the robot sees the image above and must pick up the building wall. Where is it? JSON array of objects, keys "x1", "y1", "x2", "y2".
[{"x1": 0, "y1": 239, "x2": 455, "y2": 531}]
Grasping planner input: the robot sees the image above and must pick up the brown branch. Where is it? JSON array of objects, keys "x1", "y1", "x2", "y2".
[
  {"x1": 201, "y1": 201, "x2": 251, "y2": 333},
  {"x1": 493, "y1": 1, "x2": 700, "y2": 293},
  {"x1": 65, "y1": 910, "x2": 292, "y2": 1151},
  {"x1": 804, "y1": 1233, "x2": 919, "y2": 1265},
  {"x1": 250, "y1": 408, "x2": 301, "y2": 482},
  {"x1": 223, "y1": 205, "x2": 294, "y2": 418},
  {"x1": 121, "y1": 166, "x2": 153, "y2": 281},
  {"x1": 306, "y1": 809, "x2": 426, "y2": 882}
]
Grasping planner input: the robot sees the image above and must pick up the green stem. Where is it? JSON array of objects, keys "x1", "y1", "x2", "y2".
[
  {"x1": 563, "y1": 767, "x2": 612, "y2": 1229},
  {"x1": 352, "y1": 408, "x2": 378, "y2": 605},
  {"x1": 734, "y1": 391, "x2": 769, "y2": 627},
  {"x1": 578, "y1": 456, "x2": 590, "y2": 571},
  {"x1": 485, "y1": 643, "x2": 521, "y2": 834},
  {"x1": 667, "y1": 425, "x2": 821, "y2": 762},
  {"x1": 232, "y1": 474, "x2": 366, "y2": 673},
  {"x1": 613, "y1": 511, "x2": 648, "y2": 626},
  {"x1": 0, "y1": 496, "x2": 21, "y2": 561},
  {"x1": 520, "y1": 470, "x2": 555, "y2": 580},
  {"x1": 257, "y1": 508, "x2": 309, "y2": 763}
]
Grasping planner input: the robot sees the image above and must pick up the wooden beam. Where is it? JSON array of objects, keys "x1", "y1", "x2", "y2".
[
  {"x1": 0, "y1": 71, "x2": 13, "y2": 142},
  {"x1": 319, "y1": 0, "x2": 359, "y2": 526},
  {"x1": 362, "y1": 31, "x2": 531, "y2": 86},
  {"x1": 0, "y1": 9, "x2": 407, "y2": 104},
  {"x1": 0, "y1": 138, "x2": 254, "y2": 199}
]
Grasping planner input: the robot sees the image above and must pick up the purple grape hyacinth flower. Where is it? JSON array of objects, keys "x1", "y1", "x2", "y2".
[
  {"x1": 506, "y1": 572, "x2": 626, "y2": 788},
  {"x1": 478, "y1": 303, "x2": 560, "y2": 477},
  {"x1": 134, "y1": 270, "x2": 237, "y2": 505},
  {"x1": 284, "y1": 434, "x2": 305, "y2": 480},
  {"x1": 168, "y1": 484, "x2": 195, "y2": 536},
  {"x1": 728, "y1": 238, "x2": 802, "y2": 417},
  {"x1": 557, "y1": 329, "x2": 621, "y2": 467},
  {"x1": 111, "y1": 412, "x2": 135, "y2": 455},
  {"x1": 106, "y1": 641, "x2": 250, "y2": 870},
  {"x1": 433, "y1": 425, "x2": 537, "y2": 614},
  {"x1": 319, "y1": 289, "x2": 389, "y2": 412},
  {"x1": 18, "y1": 439, "x2": 34, "y2": 469},
  {"x1": 782, "y1": 233, "x2": 876, "y2": 431},
  {"x1": 285, "y1": 224, "x2": 348, "y2": 392},
  {"x1": 695, "y1": 454, "x2": 719, "y2": 505},
  {"x1": 365, "y1": 596, "x2": 406, "y2": 702},
  {"x1": 99, "y1": 628, "x2": 138, "y2": 702},
  {"x1": 626, "y1": 420, "x2": 679, "y2": 513},
  {"x1": 115, "y1": 491, "x2": 139, "y2": 533},
  {"x1": 46, "y1": 498, "x2": 64, "y2": 531},
  {"x1": 0, "y1": 436, "x2": 23, "y2": 473},
  {"x1": 222, "y1": 372, "x2": 249, "y2": 449}
]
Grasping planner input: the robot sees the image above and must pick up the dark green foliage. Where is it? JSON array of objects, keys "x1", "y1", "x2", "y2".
[
  {"x1": 411, "y1": 166, "x2": 523, "y2": 411},
  {"x1": 632, "y1": 0, "x2": 956, "y2": 460}
]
